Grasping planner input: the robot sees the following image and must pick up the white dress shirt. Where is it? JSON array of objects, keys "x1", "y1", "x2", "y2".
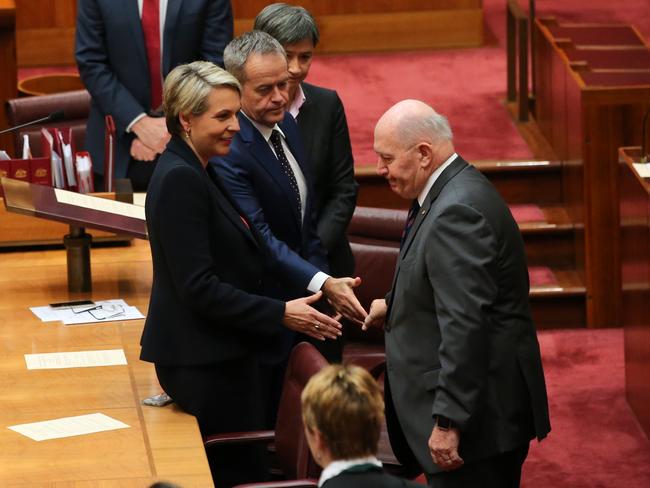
[{"x1": 318, "y1": 456, "x2": 383, "y2": 487}]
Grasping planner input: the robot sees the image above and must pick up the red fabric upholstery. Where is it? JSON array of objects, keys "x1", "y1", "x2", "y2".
[
  {"x1": 5, "y1": 90, "x2": 90, "y2": 158},
  {"x1": 274, "y1": 342, "x2": 328, "y2": 480}
]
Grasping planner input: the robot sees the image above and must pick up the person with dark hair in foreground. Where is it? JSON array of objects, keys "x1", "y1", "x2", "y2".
[
  {"x1": 140, "y1": 61, "x2": 341, "y2": 487},
  {"x1": 364, "y1": 100, "x2": 551, "y2": 487},
  {"x1": 302, "y1": 363, "x2": 421, "y2": 488}
]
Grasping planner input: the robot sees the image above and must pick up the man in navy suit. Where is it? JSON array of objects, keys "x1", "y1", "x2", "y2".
[
  {"x1": 211, "y1": 31, "x2": 366, "y2": 424},
  {"x1": 75, "y1": 0, "x2": 233, "y2": 190}
]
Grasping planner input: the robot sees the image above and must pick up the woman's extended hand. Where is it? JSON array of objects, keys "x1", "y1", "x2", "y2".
[{"x1": 283, "y1": 291, "x2": 343, "y2": 341}]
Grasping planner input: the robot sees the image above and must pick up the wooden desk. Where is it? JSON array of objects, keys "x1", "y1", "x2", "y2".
[
  {"x1": 0, "y1": 240, "x2": 214, "y2": 487},
  {"x1": 535, "y1": 18, "x2": 650, "y2": 327},
  {"x1": 619, "y1": 147, "x2": 650, "y2": 438}
]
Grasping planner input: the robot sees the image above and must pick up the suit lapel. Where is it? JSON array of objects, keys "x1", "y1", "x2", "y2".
[
  {"x1": 167, "y1": 138, "x2": 259, "y2": 249},
  {"x1": 387, "y1": 157, "x2": 468, "y2": 312},
  {"x1": 162, "y1": 0, "x2": 183, "y2": 75},
  {"x1": 125, "y1": 0, "x2": 147, "y2": 72},
  {"x1": 239, "y1": 114, "x2": 302, "y2": 227}
]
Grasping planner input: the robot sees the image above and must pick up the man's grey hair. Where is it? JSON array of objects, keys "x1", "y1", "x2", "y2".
[
  {"x1": 223, "y1": 30, "x2": 286, "y2": 83},
  {"x1": 402, "y1": 110, "x2": 453, "y2": 147},
  {"x1": 254, "y1": 3, "x2": 320, "y2": 46}
]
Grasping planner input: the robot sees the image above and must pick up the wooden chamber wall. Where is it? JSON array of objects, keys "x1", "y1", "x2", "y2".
[{"x1": 14, "y1": 0, "x2": 483, "y2": 67}]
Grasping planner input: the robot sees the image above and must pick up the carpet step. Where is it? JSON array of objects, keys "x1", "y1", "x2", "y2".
[
  {"x1": 513, "y1": 204, "x2": 576, "y2": 267},
  {"x1": 529, "y1": 268, "x2": 586, "y2": 328},
  {"x1": 474, "y1": 160, "x2": 563, "y2": 206}
]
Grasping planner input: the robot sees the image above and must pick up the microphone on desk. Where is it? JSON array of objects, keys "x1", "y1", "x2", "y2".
[
  {"x1": 0, "y1": 110, "x2": 65, "y2": 136},
  {"x1": 641, "y1": 108, "x2": 650, "y2": 164}
]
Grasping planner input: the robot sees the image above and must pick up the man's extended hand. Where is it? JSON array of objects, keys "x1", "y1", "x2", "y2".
[
  {"x1": 131, "y1": 116, "x2": 170, "y2": 155},
  {"x1": 130, "y1": 138, "x2": 158, "y2": 162},
  {"x1": 322, "y1": 276, "x2": 367, "y2": 325},
  {"x1": 363, "y1": 298, "x2": 387, "y2": 330},
  {"x1": 428, "y1": 425, "x2": 464, "y2": 471}
]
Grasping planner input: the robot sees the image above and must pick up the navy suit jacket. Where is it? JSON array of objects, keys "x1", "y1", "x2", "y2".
[
  {"x1": 75, "y1": 0, "x2": 233, "y2": 178},
  {"x1": 140, "y1": 136, "x2": 285, "y2": 366},
  {"x1": 211, "y1": 112, "x2": 329, "y2": 302}
]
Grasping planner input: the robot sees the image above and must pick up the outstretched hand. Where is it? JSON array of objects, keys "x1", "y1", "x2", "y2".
[
  {"x1": 322, "y1": 276, "x2": 367, "y2": 325},
  {"x1": 363, "y1": 299, "x2": 387, "y2": 330},
  {"x1": 283, "y1": 291, "x2": 343, "y2": 341}
]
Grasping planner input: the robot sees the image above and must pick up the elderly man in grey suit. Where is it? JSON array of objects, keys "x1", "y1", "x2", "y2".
[{"x1": 364, "y1": 100, "x2": 551, "y2": 487}]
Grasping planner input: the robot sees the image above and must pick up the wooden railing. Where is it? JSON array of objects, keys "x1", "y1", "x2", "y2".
[{"x1": 506, "y1": 0, "x2": 535, "y2": 122}]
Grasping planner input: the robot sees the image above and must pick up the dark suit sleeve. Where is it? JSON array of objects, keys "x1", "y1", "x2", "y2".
[
  {"x1": 427, "y1": 203, "x2": 498, "y2": 430},
  {"x1": 75, "y1": 0, "x2": 145, "y2": 135},
  {"x1": 214, "y1": 157, "x2": 324, "y2": 291},
  {"x1": 316, "y1": 93, "x2": 358, "y2": 252},
  {"x1": 153, "y1": 164, "x2": 285, "y2": 333},
  {"x1": 200, "y1": 0, "x2": 233, "y2": 67}
]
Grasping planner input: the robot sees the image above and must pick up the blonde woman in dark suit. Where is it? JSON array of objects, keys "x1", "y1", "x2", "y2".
[{"x1": 140, "y1": 61, "x2": 341, "y2": 487}]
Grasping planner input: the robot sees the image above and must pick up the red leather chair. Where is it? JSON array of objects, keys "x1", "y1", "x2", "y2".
[
  {"x1": 204, "y1": 342, "x2": 327, "y2": 488},
  {"x1": 5, "y1": 89, "x2": 91, "y2": 158},
  {"x1": 343, "y1": 206, "x2": 407, "y2": 372}
]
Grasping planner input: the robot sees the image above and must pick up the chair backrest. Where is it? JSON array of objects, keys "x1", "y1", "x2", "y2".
[
  {"x1": 274, "y1": 342, "x2": 329, "y2": 480},
  {"x1": 345, "y1": 206, "x2": 407, "y2": 344},
  {"x1": 5, "y1": 89, "x2": 91, "y2": 157}
]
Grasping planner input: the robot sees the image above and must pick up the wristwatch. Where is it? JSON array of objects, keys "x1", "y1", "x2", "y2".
[{"x1": 434, "y1": 415, "x2": 454, "y2": 431}]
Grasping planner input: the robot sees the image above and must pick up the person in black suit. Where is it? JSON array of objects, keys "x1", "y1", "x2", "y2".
[
  {"x1": 140, "y1": 61, "x2": 342, "y2": 487},
  {"x1": 301, "y1": 363, "x2": 421, "y2": 488},
  {"x1": 364, "y1": 100, "x2": 551, "y2": 487},
  {"x1": 254, "y1": 3, "x2": 358, "y2": 280},
  {"x1": 75, "y1": 0, "x2": 233, "y2": 190}
]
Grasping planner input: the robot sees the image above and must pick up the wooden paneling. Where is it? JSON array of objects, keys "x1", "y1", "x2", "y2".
[
  {"x1": 14, "y1": 0, "x2": 76, "y2": 67},
  {"x1": 231, "y1": 0, "x2": 482, "y2": 17},
  {"x1": 234, "y1": 0, "x2": 483, "y2": 53},
  {"x1": 13, "y1": 0, "x2": 483, "y2": 65},
  {"x1": 619, "y1": 147, "x2": 650, "y2": 438},
  {"x1": 0, "y1": 0, "x2": 17, "y2": 151},
  {"x1": 534, "y1": 18, "x2": 650, "y2": 327}
]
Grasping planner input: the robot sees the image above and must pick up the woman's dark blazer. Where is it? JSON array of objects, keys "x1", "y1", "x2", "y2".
[{"x1": 140, "y1": 136, "x2": 286, "y2": 366}]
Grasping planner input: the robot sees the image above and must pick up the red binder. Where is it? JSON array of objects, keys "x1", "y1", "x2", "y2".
[{"x1": 104, "y1": 115, "x2": 116, "y2": 192}]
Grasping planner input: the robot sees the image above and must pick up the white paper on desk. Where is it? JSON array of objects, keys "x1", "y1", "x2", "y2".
[
  {"x1": 30, "y1": 299, "x2": 144, "y2": 324},
  {"x1": 54, "y1": 188, "x2": 146, "y2": 220},
  {"x1": 633, "y1": 163, "x2": 650, "y2": 178},
  {"x1": 8, "y1": 413, "x2": 130, "y2": 441},
  {"x1": 24, "y1": 349, "x2": 127, "y2": 370}
]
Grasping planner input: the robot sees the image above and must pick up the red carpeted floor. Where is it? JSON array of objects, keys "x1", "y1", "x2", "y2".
[{"x1": 415, "y1": 329, "x2": 650, "y2": 487}]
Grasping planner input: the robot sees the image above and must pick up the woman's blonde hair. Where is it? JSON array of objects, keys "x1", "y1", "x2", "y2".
[
  {"x1": 301, "y1": 364, "x2": 384, "y2": 459},
  {"x1": 163, "y1": 61, "x2": 241, "y2": 136}
]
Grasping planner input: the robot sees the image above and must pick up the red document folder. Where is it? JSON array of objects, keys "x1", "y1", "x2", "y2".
[{"x1": 104, "y1": 115, "x2": 116, "y2": 192}]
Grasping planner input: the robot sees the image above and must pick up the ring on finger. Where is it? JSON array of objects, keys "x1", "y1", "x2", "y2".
[{"x1": 314, "y1": 322, "x2": 320, "y2": 330}]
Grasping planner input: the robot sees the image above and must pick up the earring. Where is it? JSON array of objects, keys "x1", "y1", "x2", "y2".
[{"x1": 184, "y1": 128, "x2": 191, "y2": 140}]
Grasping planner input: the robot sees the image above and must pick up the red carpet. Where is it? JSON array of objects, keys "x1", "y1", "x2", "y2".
[
  {"x1": 416, "y1": 329, "x2": 650, "y2": 487},
  {"x1": 525, "y1": 328, "x2": 650, "y2": 487},
  {"x1": 510, "y1": 204, "x2": 545, "y2": 223},
  {"x1": 529, "y1": 266, "x2": 558, "y2": 287}
]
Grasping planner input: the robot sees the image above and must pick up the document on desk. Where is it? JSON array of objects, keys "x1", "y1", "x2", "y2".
[
  {"x1": 8, "y1": 413, "x2": 130, "y2": 441},
  {"x1": 30, "y1": 299, "x2": 145, "y2": 325},
  {"x1": 24, "y1": 349, "x2": 127, "y2": 370},
  {"x1": 633, "y1": 163, "x2": 650, "y2": 178}
]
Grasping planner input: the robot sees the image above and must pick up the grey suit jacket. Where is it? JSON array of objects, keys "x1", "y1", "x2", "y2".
[{"x1": 384, "y1": 156, "x2": 550, "y2": 474}]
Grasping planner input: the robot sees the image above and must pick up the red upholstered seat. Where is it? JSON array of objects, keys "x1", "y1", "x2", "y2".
[{"x1": 204, "y1": 342, "x2": 327, "y2": 487}]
